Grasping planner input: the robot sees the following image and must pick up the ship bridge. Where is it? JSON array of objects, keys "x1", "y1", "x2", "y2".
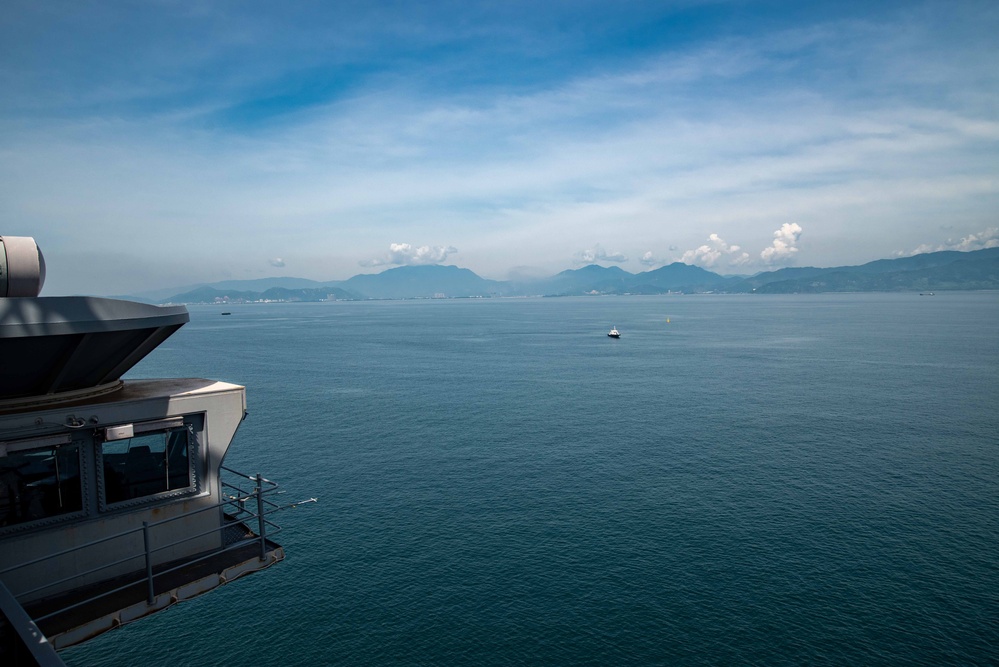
[{"x1": 0, "y1": 237, "x2": 312, "y2": 665}]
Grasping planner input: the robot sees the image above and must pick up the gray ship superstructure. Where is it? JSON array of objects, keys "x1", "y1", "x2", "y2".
[{"x1": 0, "y1": 236, "x2": 306, "y2": 665}]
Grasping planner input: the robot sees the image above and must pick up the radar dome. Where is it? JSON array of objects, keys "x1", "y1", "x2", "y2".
[{"x1": 0, "y1": 235, "x2": 46, "y2": 297}]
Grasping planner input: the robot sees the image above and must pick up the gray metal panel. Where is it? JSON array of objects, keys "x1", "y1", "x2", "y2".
[
  {"x1": 0, "y1": 297, "x2": 188, "y2": 337},
  {"x1": 0, "y1": 297, "x2": 189, "y2": 399}
]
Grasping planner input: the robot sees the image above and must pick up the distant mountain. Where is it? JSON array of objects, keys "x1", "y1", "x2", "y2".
[
  {"x1": 164, "y1": 285, "x2": 357, "y2": 304},
  {"x1": 846, "y1": 249, "x2": 997, "y2": 275},
  {"x1": 528, "y1": 262, "x2": 732, "y2": 296},
  {"x1": 258, "y1": 286, "x2": 358, "y2": 301},
  {"x1": 626, "y1": 262, "x2": 734, "y2": 294},
  {"x1": 729, "y1": 247, "x2": 999, "y2": 293},
  {"x1": 339, "y1": 264, "x2": 509, "y2": 299},
  {"x1": 128, "y1": 276, "x2": 332, "y2": 302},
  {"x1": 727, "y1": 266, "x2": 833, "y2": 292},
  {"x1": 535, "y1": 265, "x2": 634, "y2": 295},
  {"x1": 163, "y1": 286, "x2": 260, "y2": 304},
  {"x1": 156, "y1": 248, "x2": 999, "y2": 303},
  {"x1": 124, "y1": 283, "x2": 212, "y2": 302},
  {"x1": 205, "y1": 277, "x2": 328, "y2": 291}
]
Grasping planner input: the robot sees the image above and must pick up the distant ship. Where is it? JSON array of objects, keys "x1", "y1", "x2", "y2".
[
  {"x1": 0, "y1": 236, "x2": 311, "y2": 664},
  {"x1": 608, "y1": 327, "x2": 621, "y2": 338}
]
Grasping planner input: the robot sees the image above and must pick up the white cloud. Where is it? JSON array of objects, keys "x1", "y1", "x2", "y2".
[
  {"x1": 760, "y1": 223, "x2": 803, "y2": 265},
  {"x1": 898, "y1": 244, "x2": 935, "y2": 257},
  {"x1": 899, "y1": 227, "x2": 999, "y2": 256},
  {"x1": 949, "y1": 227, "x2": 999, "y2": 251},
  {"x1": 269, "y1": 257, "x2": 286, "y2": 267},
  {"x1": 681, "y1": 233, "x2": 750, "y2": 268},
  {"x1": 575, "y1": 244, "x2": 627, "y2": 264},
  {"x1": 638, "y1": 248, "x2": 679, "y2": 267},
  {"x1": 360, "y1": 243, "x2": 458, "y2": 267},
  {"x1": 639, "y1": 251, "x2": 663, "y2": 267},
  {"x1": 5, "y1": 3, "x2": 999, "y2": 294}
]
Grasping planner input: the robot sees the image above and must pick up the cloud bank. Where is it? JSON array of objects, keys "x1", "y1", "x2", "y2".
[
  {"x1": 2, "y1": 2, "x2": 997, "y2": 294},
  {"x1": 681, "y1": 233, "x2": 751, "y2": 269},
  {"x1": 361, "y1": 243, "x2": 458, "y2": 268},
  {"x1": 900, "y1": 227, "x2": 999, "y2": 256}
]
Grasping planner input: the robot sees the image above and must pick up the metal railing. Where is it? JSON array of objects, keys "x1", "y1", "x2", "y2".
[
  {"x1": 0, "y1": 580, "x2": 64, "y2": 666},
  {"x1": 0, "y1": 466, "x2": 315, "y2": 626}
]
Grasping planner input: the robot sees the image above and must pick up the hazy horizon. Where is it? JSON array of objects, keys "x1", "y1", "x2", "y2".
[
  {"x1": 3, "y1": 1, "x2": 997, "y2": 296},
  {"x1": 95, "y1": 245, "x2": 993, "y2": 301}
]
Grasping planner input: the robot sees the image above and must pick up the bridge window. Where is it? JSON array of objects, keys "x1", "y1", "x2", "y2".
[
  {"x1": 101, "y1": 427, "x2": 194, "y2": 506},
  {"x1": 0, "y1": 442, "x2": 83, "y2": 528}
]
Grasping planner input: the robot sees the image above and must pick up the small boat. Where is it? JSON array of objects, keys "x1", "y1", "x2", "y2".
[
  {"x1": 221, "y1": 311, "x2": 232, "y2": 315},
  {"x1": 919, "y1": 292, "x2": 935, "y2": 296},
  {"x1": 608, "y1": 326, "x2": 620, "y2": 338}
]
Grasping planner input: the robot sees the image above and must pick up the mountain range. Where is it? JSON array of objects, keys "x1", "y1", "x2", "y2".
[{"x1": 141, "y1": 247, "x2": 999, "y2": 303}]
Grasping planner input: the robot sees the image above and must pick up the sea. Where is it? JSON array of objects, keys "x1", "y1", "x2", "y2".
[{"x1": 63, "y1": 293, "x2": 999, "y2": 666}]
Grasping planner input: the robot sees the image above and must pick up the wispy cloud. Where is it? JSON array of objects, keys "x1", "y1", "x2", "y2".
[
  {"x1": 2, "y1": 2, "x2": 997, "y2": 293},
  {"x1": 950, "y1": 227, "x2": 999, "y2": 251},
  {"x1": 899, "y1": 227, "x2": 999, "y2": 256},
  {"x1": 639, "y1": 251, "x2": 664, "y2": 267},
  {"x1": 639, "y1": 244, "x2": 682, "y2": 268},
  {"x1": 575, "y1": 244, "x2": 627, "y2": 265}
]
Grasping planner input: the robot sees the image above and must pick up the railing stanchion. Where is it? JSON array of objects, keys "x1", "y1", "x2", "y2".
[
  {"x1": 2, "y1": 466, "x2": 310, "y2": 628},
  {"x1": 256, "y1": 473, "x2": 267, "y2": 561},
  {"x1": 142, "y1": 521, "x2": 155, "y2": 605}
]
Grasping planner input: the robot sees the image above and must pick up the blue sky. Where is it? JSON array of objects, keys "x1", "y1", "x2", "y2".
[{"x1": 2, "y1": 0, "x2": 997, "y2": 295}]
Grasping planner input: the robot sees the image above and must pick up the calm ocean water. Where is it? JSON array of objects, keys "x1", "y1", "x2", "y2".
[{"x1": 64, "y1": 294, "x2": 999, "y2": 666}]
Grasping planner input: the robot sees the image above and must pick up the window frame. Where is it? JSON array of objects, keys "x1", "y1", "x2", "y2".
[
  {"x1": 97, "y1": 421, "x2": 200, "y2": 512},
  {"x1": 0, "y1": 434, "x2": 88, "y2": 534}
]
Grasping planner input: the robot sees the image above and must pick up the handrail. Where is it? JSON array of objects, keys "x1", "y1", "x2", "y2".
[
  {"x1": 0, "y1": 466, "x2": 315, "y2": 627},
  {"x1": 0, "y1": 487, "x2": 268, "y2": 578},
  {"x1": 31, "y1": 527, "x2": 292, "y2": 624},
  {"x1": 16, "y1": 512, "x2": 284, "y2": 602},
  {"x1": 0, "y1": 580, "x2": 66, "y2": 666}
]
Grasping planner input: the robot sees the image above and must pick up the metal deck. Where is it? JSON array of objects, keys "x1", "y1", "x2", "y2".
[{"x1": 27, "y1": 532, "x2": 284, "y2": 649}]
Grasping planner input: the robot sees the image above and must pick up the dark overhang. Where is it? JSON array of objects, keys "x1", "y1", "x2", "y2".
[{"x1": 0, "y1": 297, "x2": 189, "y2": 400}]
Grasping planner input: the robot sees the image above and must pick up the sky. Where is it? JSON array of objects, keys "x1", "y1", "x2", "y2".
[{"x1": 1, "y1": 0, "x2": 997, "y2": 295}]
